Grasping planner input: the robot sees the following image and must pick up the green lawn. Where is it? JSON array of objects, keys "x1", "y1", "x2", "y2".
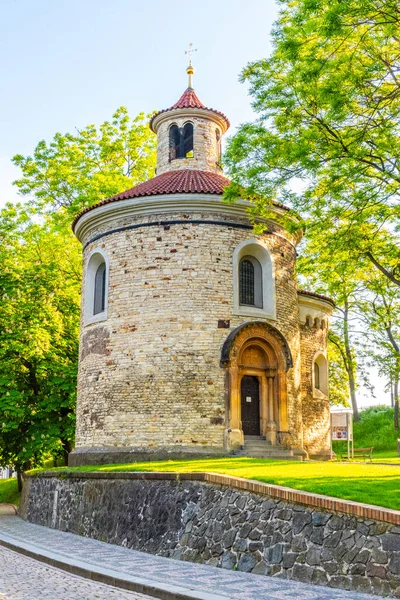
[
  {"x1": 36, "y1": 457, "x2": 400, "y2": 511},
  {"x1": 0, "y1": 478, "x2": 19, "y2": 505}
]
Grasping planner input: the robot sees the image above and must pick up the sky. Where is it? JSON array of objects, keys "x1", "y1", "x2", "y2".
[{"x1": 0, "y1": 0, "x2": 390, "y2": 408}]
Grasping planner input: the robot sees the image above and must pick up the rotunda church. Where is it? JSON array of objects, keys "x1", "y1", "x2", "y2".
[{"x1": 69, "y1": 63, "x2": 334, "y2": 466}]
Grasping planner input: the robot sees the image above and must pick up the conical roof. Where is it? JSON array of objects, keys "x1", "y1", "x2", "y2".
[{"x1": 150, "y1": 88, "x2": 230, "y2": 132}]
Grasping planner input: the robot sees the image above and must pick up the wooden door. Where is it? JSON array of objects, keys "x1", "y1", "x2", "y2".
[{"x1": 241, "y1": 375, "x2": 260, "y2": 435}]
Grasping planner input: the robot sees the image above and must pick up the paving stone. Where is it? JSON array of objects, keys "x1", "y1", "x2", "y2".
[
  {"x1": 0, "y1": 546, "x2": 151, "y2": 600},
  {"x1": 0, "y1": 514, "x2": 395, "y2": 600}
]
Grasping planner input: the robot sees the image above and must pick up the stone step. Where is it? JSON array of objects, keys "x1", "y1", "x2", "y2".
[{"x1": 244, "y1": 441, "x2": 273, "y2": 448}]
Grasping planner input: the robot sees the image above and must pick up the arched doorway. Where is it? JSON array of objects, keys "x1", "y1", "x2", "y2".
[{"x1": 221, "y1": 322, "x2": 292, "y2": 450}]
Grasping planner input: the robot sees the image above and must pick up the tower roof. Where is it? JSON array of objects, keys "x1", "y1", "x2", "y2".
[
  {"x1": 72, "y1": 170, "x2": 291, "y2": 231},
  {"x1": 150, "y1": 88, "x2": 230, "y2": 132}
]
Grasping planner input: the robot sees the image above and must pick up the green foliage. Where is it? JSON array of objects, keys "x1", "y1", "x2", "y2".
[
  {"x1": 1, "y1": 107, "x2": 157, "y2": 471},
  {"x1": 0, "y1": 478, "x2": 20, "y2": 505},
  {"x1": 354, "y1": 406, "x2": 398, "y2": 452},
  {"x1": 13, "y1": 107, "x2": 157, "y2": 221},
  {"x1": 225, "y1": 0, "x2": 400, "y2": 415},
  {"x1": 37, "y1": 455, "x2": 400, "y2": 510},
  {"x1": 225, "y1": 0, "x2": 400, "y2": 280},
  {"x1": 0, "y1": 206, "x2": 80, "y2": 470},
  {"x1": 327, "y1": 339, "x2": 350, "y2": 407}
]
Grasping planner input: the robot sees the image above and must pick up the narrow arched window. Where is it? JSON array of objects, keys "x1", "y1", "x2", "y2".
[
  {"x1": 313, "y1": 354, "x2": 328, "y2": 396},
  {"x1": 93, "y1": 262, "x2": 106, "y2": 315},
  {"x1": 85, "y1": 250, "x2": 109, "y2": 324},
  {"x1": 169, "y1": 124, "x2": 181, "y2": 160},
  {"x1": 183, "y1": 123, "x2": 194, "y2": 158},
  {"x1": 314, "y1": 362, "x2": 320, "y2": 390},
  {"x1": 216, "y1": 128, "x2": 221, "y2": 161},
  {"x1": 239, "y1": 256, "x2": 263, "y2": 308}
]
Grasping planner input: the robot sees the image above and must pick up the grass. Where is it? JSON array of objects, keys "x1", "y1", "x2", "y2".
[
  {"x1": 35, "y1": 456, "x2": 400, "y2": 511},
  {"x1": 0, "y1": 478, "x2": 19, "y2": 505}
]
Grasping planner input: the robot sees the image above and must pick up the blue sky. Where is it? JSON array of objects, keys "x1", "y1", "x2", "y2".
[
  {"x1": 0, "y1": 0, "x2": 279, "y2": 202},
  {"x1": 0, "y1": 0, "x2": 388, "y2": 407}
]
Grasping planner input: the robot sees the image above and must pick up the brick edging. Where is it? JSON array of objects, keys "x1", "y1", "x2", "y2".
[{"x1": 29, "y1": 470, "x2": 400, "y2": 525}]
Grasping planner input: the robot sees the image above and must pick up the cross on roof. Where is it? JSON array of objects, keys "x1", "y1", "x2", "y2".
[{"x1": 185, "y1": 43, "x2": 197, "y2": 64}]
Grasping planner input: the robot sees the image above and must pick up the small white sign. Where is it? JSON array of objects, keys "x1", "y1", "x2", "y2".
[{"x1": 246, "y1": 396, "x2": 252, "y2": 403}]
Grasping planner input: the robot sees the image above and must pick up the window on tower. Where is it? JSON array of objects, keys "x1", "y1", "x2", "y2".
[
  {"x1": 169, "y1": 124, "x2": 181, "y2": 160},
  {"x1": 183, "y1": 123, "x2": 194, "y2": 158},
  {"x1": 313, "y1": 353, "x2": 328, "y2": 397},
  {"x1": 85, "y1": 249, "x2": 109, "y2": 324},
  {"x1": 93, "y1": 262, "x2": 106, "y2": 315},
  {"x1": 233, "y1": 239, "x2": 276, "y2": 319},
  {"x1": 216, "y1": 128, "x2": 221, "y2": 162},
  {"x1": 169, "y1": 122, "x2": 194, "y2": 161},
  {"x1": 239, "y1": 256, "x2": 263, "y2": 308}
]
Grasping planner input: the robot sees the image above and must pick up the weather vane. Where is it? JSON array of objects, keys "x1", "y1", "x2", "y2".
[
  {"x1": 185, "y1": 42, "x2": 198, "y2": 65},
  {"x1": 185, "y1": 43, "x2": 197, "y2": 88}
]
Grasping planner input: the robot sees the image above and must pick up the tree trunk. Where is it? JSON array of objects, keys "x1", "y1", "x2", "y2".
[
  {"x1": 16, "y1": 470, "x2": 23, "y2": 493},
  {"x1": 61, "y1": 439, "x2": 73, "y2": 466},
  {"x1": 343, "y1": 300, "x2": 359, "y2": 421},
  {"x1": 394, "y1": 366, "x2": 399, "y2": 431}
]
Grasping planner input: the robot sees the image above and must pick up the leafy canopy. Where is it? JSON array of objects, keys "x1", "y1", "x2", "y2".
[
  {"x1": 13, "y1": 107, "x2": 157, "y2": 220},
  {"x1": 224, "y1": 0, "x2": 400, "y2": 284}
]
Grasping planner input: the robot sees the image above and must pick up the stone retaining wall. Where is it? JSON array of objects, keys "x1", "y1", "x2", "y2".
[{"x1": 20, "y1": 472, "x2": 400, "y2": 597}]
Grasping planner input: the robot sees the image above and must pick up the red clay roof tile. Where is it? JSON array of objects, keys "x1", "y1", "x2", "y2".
[
  {"x1": 72, "y1": 170, "x2": 230, "y2": 230},
  {"x1": 150, "y1": 88, "x2": 230, "y2": 131},
  {"x1": 297, "y1": 289, "x2": 335, "y2": 307}
]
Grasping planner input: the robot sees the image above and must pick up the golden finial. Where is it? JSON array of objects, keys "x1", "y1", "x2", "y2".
[{"x1": 185, "y1": 43, "x2": 197, "y2": 89}]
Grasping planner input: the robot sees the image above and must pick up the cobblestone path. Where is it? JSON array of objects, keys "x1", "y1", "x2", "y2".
[
  {"x1": 0, "y1": 515, "x2": 394, "y2": 600},
  {"x1": 0, "y1": 545, "x2": 154, "y2": 599}
]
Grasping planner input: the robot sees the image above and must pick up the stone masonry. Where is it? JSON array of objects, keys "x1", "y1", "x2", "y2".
[
  {"x1": 70, "y1": 73, "x2": 334, "y2": 464},
  {"x1": 21, "y1": 473, "x2": 400, "y2": 597}
]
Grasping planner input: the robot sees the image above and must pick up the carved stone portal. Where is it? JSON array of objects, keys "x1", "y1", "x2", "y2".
[{"x1": 223, "y1": 322, "x2": 290, "y2": 451}]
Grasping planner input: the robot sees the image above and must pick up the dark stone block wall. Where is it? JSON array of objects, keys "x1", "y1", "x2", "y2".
[{"x1": 20, "y1": 474, "x2": 400, "y2": 597}]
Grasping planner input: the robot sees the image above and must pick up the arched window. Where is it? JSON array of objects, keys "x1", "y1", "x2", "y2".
[
  {"x1": 216, "y1": 128, "x2": 221, "y2": 161},
  {"x1": 93, "y1": 262, "x2": 106, "y2": 315},
  {"x1": 169, "y1": 124, "x2": 181, "y2": 160},
  {"x1": 239, "y1": 256, "x2": 263, "y2": 308},
  {"x1": 183, "y1": 123, "x2": 194, "y2": 158},
  {"x1": 85, "y1": 250, "x2": 109, "y2": 324},
  {"x1": 314, "y1": 362, "x2": 320, "y2": 390},
  {"x1": 313, "y1": 353, "x2": 328, "y2": 396},
  {"x1": 169, "y1": 122, "x2": 194, "y2": 161},
  {"x1": 306, "y1": 315, "x2": 313, "y2": 327},
  {"x1": 233, "y1": 240, "x2": 275, "y2": 318}
]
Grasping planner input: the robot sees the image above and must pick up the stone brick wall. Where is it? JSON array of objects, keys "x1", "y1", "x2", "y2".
[
  {"x1": 155, "y1": 115, "x2": 223, "y2": 175},
  {"x1": 20, "y1": 472, "x2": 400, "y2": 597},
  {"x1": 75, "y1": 209, "x2": 304, "y2": 455},
  {"x1": 300, "y1": 321, "x2": 331, "y2": 458}
]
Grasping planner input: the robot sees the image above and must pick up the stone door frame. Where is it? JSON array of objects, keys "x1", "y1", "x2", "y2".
[{"x1": 221, "y1": 322, "x2": 292, "y2": 451}]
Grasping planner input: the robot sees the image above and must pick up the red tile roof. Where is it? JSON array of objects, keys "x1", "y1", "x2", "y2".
[
  {"x1": 172, "y1": 88, "x2": 206, "y2": 109},
  {"x1": 72, "y1": 170, "x2": 230, "y2": 230},
  {"x1": 297, "y1": 289, "x2": 335, "y2": 307},
  {"x1": 150, "y1": 88, "x2": 230, "y2": 131},
  {"x1": 72, "y1": 169, "x2": 292, "y2": 231}
]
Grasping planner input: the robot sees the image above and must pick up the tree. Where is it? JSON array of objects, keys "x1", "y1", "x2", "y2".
[
  {"x1": 359, "y1": 275, "x2": 400, "y2": 428},
  {"x1": 297, "y1": 236, "x2": 368, "y2": 419},
  {"x1": 224, "y1": 0, "x2": 400, "y2": 286},
  {"x1": 327, "y1": 338, "x2": 351, "y2": 407},
  {"x1": 0, "y1": 107, "x2": 157, "y2": 481},
  {"x1": 13, "y1": 107, "x2": 157, "y2": 221},
  {"x1": 0, "y1": 206, "x2": 81, "y2": 487}
]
